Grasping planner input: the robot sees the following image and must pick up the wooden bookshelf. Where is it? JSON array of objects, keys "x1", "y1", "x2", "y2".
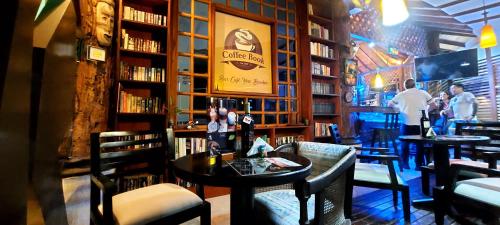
[
  {"x1": 305, "y1": 0, "x2": 342, "y2": 141},
  {"x1": 110, "y1": 0, "x2": 171, "y2": 131}
]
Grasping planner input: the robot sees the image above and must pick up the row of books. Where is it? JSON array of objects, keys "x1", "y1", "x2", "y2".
[
  {"x1": 119, "y1": 174, "x2": 163, "y2": 192},
  {"x1": 311, "y1": 62, "x2": 331, "y2": 76},
  {"x1": 308, "y1": 21, "x2": 330, "y2": 40},
  {"x1": 313, "y1": 102, "x2": 335, "y2": 114},
  {"x1": 310, "y1": 42, "x2": 334, "y2": 59},
  {"x1": 315, "y1": 122, "x2": 333, "y2": 137},
  {"x1": 121, "y1": 29, "x2": 162, "y2": 53},
  {"x1": 275, "y1": 135, "x2": 304, "y2": 147},
  {"x1": 119, "y1": 91, "x2": 164, "y2": 114},
  {"x1": 123, "y1": 6, "x2": 167, "y2": 26},
  {"x1": 312, "y1": 82, "x2": 335, "y2": 95},
  {"x1": 120, "y1": 62, "x2": 166, "y2": 83},
  {"x1": 174, "y1": 137, "x2": 207, "y2": 159}
]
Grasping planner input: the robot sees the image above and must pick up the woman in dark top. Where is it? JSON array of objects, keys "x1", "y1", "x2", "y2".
[{"x1": 428, "y1": 91, "x2": 452, "y2": 134}]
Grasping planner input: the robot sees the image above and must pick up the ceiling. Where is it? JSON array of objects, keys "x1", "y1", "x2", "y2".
[{"x1": 410, "y1": 0, "x2": 500, "y2": 51}]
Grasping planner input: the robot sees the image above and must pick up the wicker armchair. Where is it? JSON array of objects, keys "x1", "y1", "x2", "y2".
[{"x1": 254, "y1": 142, "x2": 356, "y2": 225}]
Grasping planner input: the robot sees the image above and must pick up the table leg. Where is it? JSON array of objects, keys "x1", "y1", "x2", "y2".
[
  {"x1": 412, "y1": 143, "x2": 450, "y2": 208},
  {"x1": 230, "y1": 186, "x2": 255, "y2": 225}
]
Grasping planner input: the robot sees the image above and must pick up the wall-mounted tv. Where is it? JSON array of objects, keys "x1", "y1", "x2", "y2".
[{"x1": 415, "y1": 48, "x2": 478, "y2": 82}]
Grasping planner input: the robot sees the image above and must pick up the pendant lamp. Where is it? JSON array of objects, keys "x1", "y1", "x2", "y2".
[
  {"x1": 374, "y1": 72, "x2": 384, "y2": 89},
  {"x1": 381, "y1": 0, "x2": 409, "y2": 26},
  {"x1": 479, "y1": 0, "x2": 497, "y2": 48}
]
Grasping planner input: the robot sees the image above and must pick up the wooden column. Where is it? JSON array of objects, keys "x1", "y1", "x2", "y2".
[{"x1": 485, "y1": 48, "x2": 498, "y2": 120}]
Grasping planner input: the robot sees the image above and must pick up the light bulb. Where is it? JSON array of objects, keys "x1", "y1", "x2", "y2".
[
  {"x1": 374, "y1": 73, "x2": 384, "y2": 89},
  {"x1": 381, "y1": 0, "x2": 409, "y2": 26}
]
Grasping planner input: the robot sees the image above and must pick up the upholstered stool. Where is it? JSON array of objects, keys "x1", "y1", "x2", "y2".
[
  {"x1": 453, "y1": 178, "x2": 500, "y2": 207},
  {"x1": 98, "y1": 183, "x2": 204, "y2": 225}
]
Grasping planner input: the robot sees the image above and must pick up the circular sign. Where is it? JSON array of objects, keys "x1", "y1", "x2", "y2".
[{"x1": 224, "y1": 28, "x2": 263, "y2": 70}]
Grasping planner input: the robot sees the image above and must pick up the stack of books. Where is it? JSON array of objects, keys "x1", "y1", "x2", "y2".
[
  {"x1": 121, "y1": 29, "x2": 162, "y2": 53},
  {"x1": 119, "y1": 174, "x2": 163, "y2": 192},
  {"x1": 120, "y1": 62, "x2": 165, "y2": 83},
  {"x1": 119, "y1": 91, "x2": 164, "y2": 114},
  {"x1": 314, "y1": 122, "x2": 333, "y2": 137},
  {"x1": 313, "y1": 102, "x2": 335, "y2": 114},
  {"x1": 312, "y1": 82, "x2": 334, "y2": 95},
  {"x1": 308, "y1": 21, "x2": 330, "y2": 40},
  {"x1": 275, "y1": 135, "x2": 304, "y2": 147},
  {"x1": 311, "y1": 62, "x2": 331, "y2": 76},
  {"x1": 123, "y1": 6, "x2": 167, "y2": 26},
  {"x1": 174, "y1": 137, "x2": 207, "y2": 159},
  {"x1": 310, "y1": 42, "x2": 334, "y2": 59}
]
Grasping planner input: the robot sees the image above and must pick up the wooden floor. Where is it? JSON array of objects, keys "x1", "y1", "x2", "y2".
[{"x1": 351, "y1": 176, "x2": 461, "y2": 225}]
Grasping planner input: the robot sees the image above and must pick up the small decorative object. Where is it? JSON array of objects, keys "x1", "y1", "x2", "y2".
[
  {"x1": 426, "y1": 127, "x2": 437, "y2": 138},
  {"x1": 87, "y1": 45, "x2": 106, "y2": 61},
  {"x1": 246, "y1": 137, "x2": 274, "y2": 157},
  {"x1": 206, "y1": 98, "x2": 237, "y2": 153},
  {"x1": 303, "y1": 118, "x2": 309, "y2": 126},
  {"x1": 187, "y1": 120, "x2": 198, "y2": 129},
  {"x1": 95, "y1": 0, "x2": 115, "y2": 47},
  {"x1": 344, "y1": 59, "x2": 358, "y2": 86},
  {"x1": 257, "y1": 145, "x2": 267, "y2": 158},
  {"x1": 343, "y1": 90, "x2": 354, "y2": 103}
]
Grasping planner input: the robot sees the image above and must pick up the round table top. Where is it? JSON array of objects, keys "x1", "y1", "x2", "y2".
[
  {"x1": 399, "y1": 135, "x2": 491, "y2": 145},
  {"x1": 172, "y1": 151, "x2": 312, "y2": 187}
]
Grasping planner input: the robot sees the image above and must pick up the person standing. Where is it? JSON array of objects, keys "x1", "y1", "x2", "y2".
[
  {"x1": 440, "y1": 83, "x2": 478, "y2": 134},
  {"x1": 388, "y1": 78, "x2": 432, "y2": 169},
  {"x1": 428, "y1": 91, "x2": 452, "y2": 134}
]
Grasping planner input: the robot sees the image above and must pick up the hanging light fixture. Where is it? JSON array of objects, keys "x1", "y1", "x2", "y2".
[
  {"x1": 479, "y1": 0, "x2": 497, "y2": 48},
  {"x1": 374, "y1": 72, "x2": 384, "y2": 89},
  {"x1": 381, "y1": 0, "x2": 409, "y2": 26}
]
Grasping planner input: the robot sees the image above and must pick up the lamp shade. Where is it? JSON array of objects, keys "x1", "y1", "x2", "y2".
[
  {"x1": 479, "y1": 23, "x2": 498, "y2": 49},
  {"x1": 381, "y1": 0, "x2": 409, "y2": 26},
  {"x1": 374, "y1": 73, "x2": 384, "y2": 89}
]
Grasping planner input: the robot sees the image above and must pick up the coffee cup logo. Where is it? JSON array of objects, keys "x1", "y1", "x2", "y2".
[{"x1": 222, "y1": 28, "x2": 264, "y2": 70}]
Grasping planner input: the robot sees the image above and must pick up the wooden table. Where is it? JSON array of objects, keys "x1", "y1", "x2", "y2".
[
  {"x1": 172, "y1": 151, "x2": 312, "y2": 225},
  {"x1": 399, "y1": 135, "x2": 490, "y2": 207}
]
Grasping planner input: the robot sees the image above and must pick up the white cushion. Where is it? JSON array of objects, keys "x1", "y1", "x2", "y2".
[
  {"x1": 98, "y1": 183, "x2": 203, "y2": 225},
  {"x1": 428, "y1": 159, "x2": 500, "y2": 169},
  {"x1": 454, "y1": 178, "x2": 500, "y2": 207},
  {"x1": 354, "y1": 163, "x2": 404, "y2": 185}
]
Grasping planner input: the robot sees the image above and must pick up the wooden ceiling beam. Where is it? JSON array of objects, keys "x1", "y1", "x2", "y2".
[
  {"x1": 411, "y1": 14, "x2": 461, "y2": 24},
  {"x1": 359, "y1": 44, "x2": 388, "y2": 68},
  {"x1": 465, "y1": 14, "x2": 500, "y2": 24},
  {"x1": 439, "y1": 39, "x2": 466, "y2": 47},
  {"x1": 412, "y1": 19, "x2": 471, "y2": 30},
  {"x1": 451, "y1": 2, "x2": 500, "y2": 17},
  {"x1": 415, "y1": 22, "x2": 473, "y2": 33},
  {"x1": 439, "y1": 30, "x2": 477, "y2": 38},
  {"x1": 356, "y1": 48, "x2": 378, "y2": 70},
  {"x1": 437, "y1": 0, "x2": 468, "y2": 8},
  {"x1": 407, "y1": 0, "x2": 437, "y2": 9}
]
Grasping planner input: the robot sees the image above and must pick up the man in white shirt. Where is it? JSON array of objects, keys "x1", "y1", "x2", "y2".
[
  {"x1": 388, "y1": 79, "x2": 432, "y2": 169},
  {"x1": 441, "y1": 83, "x2": 478, "y2": 134}
]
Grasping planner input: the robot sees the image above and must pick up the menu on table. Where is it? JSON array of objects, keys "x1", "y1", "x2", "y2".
[{"x1": 226, "y1": 157, "x2": 301, "y2": 176}]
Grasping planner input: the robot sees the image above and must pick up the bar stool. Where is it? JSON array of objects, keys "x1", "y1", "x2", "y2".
[{"x1": 370, "y1": 113, "x2": 402, "y2": 169}]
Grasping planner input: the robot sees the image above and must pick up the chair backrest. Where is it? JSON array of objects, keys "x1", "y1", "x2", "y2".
[
  {"x1": 90, "y1": 130, "x2": 168, "y2": 192},
  {"x1": 384, "y1": 113, "x2": 399, "y2": 130},
  {"x1": 295, "y1": 141, "x2": 356, "y2": 224},
  {"x1": 328, "y1": 124, "x2": 342, "y2": 144},
  {"x1": 455, "y1": 121, "x2": 500, "y2": 147}
]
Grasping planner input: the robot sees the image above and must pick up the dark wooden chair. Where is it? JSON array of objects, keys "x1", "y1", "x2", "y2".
[
  {"x1": 90, "y1": 129, "x2": 211, "y2": 225},
  {"x1": 354, "y1": 154, "x2": 411, "y2": 221},
  {"x1": 420, "y1": 121, "x2": 500, "y2": 195},
  {"x1": 254, "y1": 142, "x2": 356, "y2": 225},
  {"x1": 434, "y1": 164, "x2": 500, "y2": 225},
  {"x1": 370, "y1": 113, "x2": 399, "y2": 155},
  {"x1": 329, "y1": 124, "x2": 404, "y2": 171}
]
